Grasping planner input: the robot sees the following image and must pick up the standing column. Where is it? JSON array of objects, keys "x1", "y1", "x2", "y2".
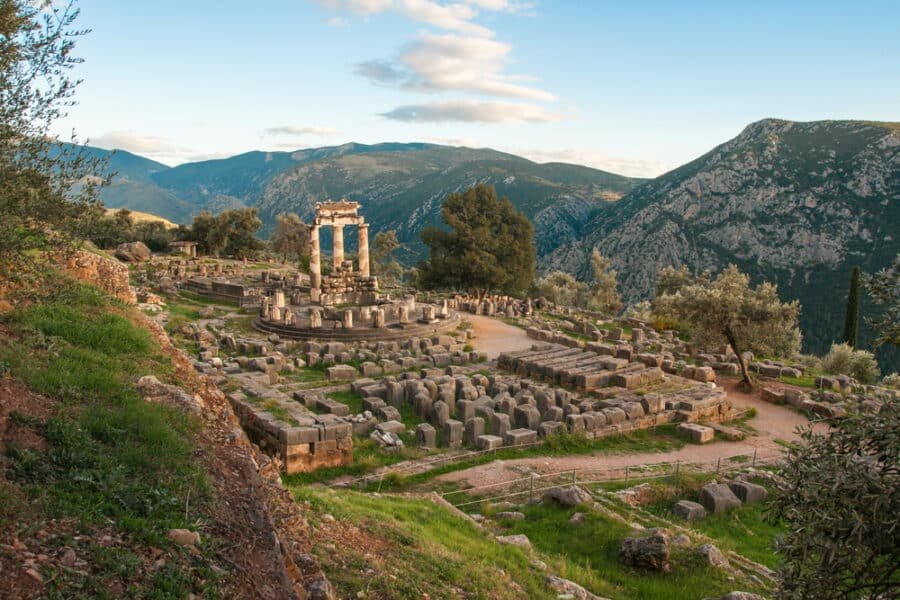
[
  {"x1": 332, "y1": 224, "x2": 344, "y2": 271},
  {"x1": 309, "y1": 224, "x2": 321, "y2": 289},
  {"x1": 358, "y1": 222, "x2": 370, "y2": 277}
]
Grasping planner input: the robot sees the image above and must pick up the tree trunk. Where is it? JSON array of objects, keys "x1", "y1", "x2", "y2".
[{"x1": 724, "y1": 326, "x2": 751, "y2": 387}]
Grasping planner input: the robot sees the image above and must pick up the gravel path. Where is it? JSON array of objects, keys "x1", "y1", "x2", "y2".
[{"x1": 467, "y1": 314, "x2": 533, "y2": 359}]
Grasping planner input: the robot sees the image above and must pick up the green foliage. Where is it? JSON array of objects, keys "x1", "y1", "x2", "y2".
[
  {"x1": 842, "y1": 266, "x2": 861, "y2": 348},
  {"x1": 190, "y1": 208, "x2": 262, "y2": 258},
  {"x1": 0, "y1": 276, "x2": 205, "y2": 543},
  {"x1": 0, "y1": 0, "x2": 107, "y2": 279},
  {"x1": 863, "y1": 254, "x2": 900, "y2": 348},
  {"x1": 590, "y1": 248, "x2": 622, "y2": 314},
  {"x1": 270, "y1": 212, "x2": 309, "y2": 264},
  {"x1": 418, "y1": 184, "x2": 536, "y2": 296},
  {"x1": 655, "y1": 264, "x2": 802, "y2": 383},
  {"x1": 822, "y1": 342, "x2": 881, "y2": 384},
  {"x1": 534, "y1": 270, "x2": 592, "y2": 307},
  {"x1": 769, "y1": 403, "x2": 900, "y2": 599}
]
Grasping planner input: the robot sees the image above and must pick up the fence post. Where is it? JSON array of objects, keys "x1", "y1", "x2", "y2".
[
  {"x1": 572, "y1": 469, "x2": 576, "y2": 487},
  {"x1": 716, "y1": 457, "x2": 721, "y2": 474},
  {"x1": 625, "y1": 466, "x2": 629, "y2": 487},
  {"x1": 675, "y1": 460, "x2": 680, "y2": 482},
  {"x1": 529, "y1": 475, "x2": 535, "y2": 505},
  {"x1": 752, "y1": 449, "x2": 757, "y2": 468}
]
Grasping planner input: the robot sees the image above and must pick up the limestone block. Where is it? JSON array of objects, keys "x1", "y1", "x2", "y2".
[
  {"x1": 326, "y1": 364, "x2": 357, "y2": 381},
  {"x1": 464, "y1": 417, "x2": 485, "y2": 446},
  {"x1": 416, "y1": 423, "x2": 436, "y2": 448},
  {"x1": 728, "y1": 481, "x2": 768, "y2": 504},
  {"x1": 443, "y1": 419, "x2": 463, "y2": 448},
  {"x1": 503, "y1": 428, "x2": 538, "y2": 447},
  {"x1": 699, "y1": 483, "x2": 742, "y2": 514},
  {"x1": 673, "y1": 500, "x2": 707, "y2": 521},
  {"x1": 475, "y1": 434, "x2": 503, "y2": 450},
  {"x1": 678, "y1": 422, "x2": 714, "y2": 444}
]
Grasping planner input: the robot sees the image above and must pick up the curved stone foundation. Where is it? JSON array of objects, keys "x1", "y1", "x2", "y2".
[{"x1": 253, "y1": 311, "x2": 461, "y2": 341}]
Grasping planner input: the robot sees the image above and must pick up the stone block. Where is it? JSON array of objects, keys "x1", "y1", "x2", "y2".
[
  {"x1": 602, "y1": 407, "x2": 627, "y2": 425},
  {"x1": 565, "y1": 414, "x2": 585, "y2": 433},
  {"x1": 362, "y1": 396, "x2": 386, "y2": 412},
  {"x1": 490, "y1": 412, "x2": 511, "y2": 437},
  {"x1": 376, "y1": 420, "x2": 405, "y2": 434},
  {"x1": 326, "y1": 364, "x2": 357, "y2": 382},
  {"x1": 672, "y1": 500, "x2": 707, "y2": 521},
  {"x1": 503, "y1": 428, "x2": 538, "y2": 447},
  {"x1": 416, "y1": 423, "x2": 436, "y2": 448},
  {"x1": 430, "y1": 400, "x2": 450, "y2": 427},
  {"x1": 475, "y1": 434, "x2": 504, "y2": 450},
  {"x1": 514, "y1": 404, "x2": 542, "y2": 430},
  {"x1": 538, "y1": 421, "x2": 564, "y2": 438},
  {"x1": 375, "y1": 405, "x2": 402, "y2": 422},
  {"x1": 728, "y1": 481, "x2": 768, "y2": 504},
  {"x1": 678, "y1": 422, "x2": 714, "y2": 444},
  {"x1": 464, "y1": 417, "x2": 485, "y2": 446},
  {"x1": 443, "y1": 419, "x2": 463, "y2": 448},
  {"x1": 699, "y1": 483, "x2": 742, "y2": 514}
]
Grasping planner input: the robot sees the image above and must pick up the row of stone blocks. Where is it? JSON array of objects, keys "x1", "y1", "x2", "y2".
[
  {"x1": 498, "y1": 344, "x2": 664, "y2": 391},
  {"x1": 226, "y1": 391, "x2": 353, "y2": 474}
]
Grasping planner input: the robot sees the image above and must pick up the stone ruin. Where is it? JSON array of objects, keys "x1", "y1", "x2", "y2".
[{"x1": 309, "y1": 200, "x2": 376, "y2": 306}]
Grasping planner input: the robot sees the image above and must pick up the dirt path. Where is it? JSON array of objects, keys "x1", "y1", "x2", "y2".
[
  {"x1": 468, "y1": 314, "x2": 533, "y2": 359},
  {"x1": 435, "y1": 378, "x2": 818, "y2": 490}
]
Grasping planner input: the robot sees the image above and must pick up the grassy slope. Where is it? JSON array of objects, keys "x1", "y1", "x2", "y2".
[{"x1": 0, "y1": 275, "x2": 221, "y2": 597}]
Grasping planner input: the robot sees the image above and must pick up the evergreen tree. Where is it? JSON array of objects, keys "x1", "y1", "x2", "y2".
[
  {"x1": 842, "y1": 266, "x2": 860, "y2": 348},
  {"x1": 418, "y1": 185, "x2": 535, "y2": 297}
]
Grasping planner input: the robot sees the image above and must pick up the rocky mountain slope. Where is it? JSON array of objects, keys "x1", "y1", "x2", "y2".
[
  {"x1": 93, "y1": 143, "x2": 639, "y2": 257},
  {"x1": 546, "y1": 119, "x2": 899, "y2": 359}
]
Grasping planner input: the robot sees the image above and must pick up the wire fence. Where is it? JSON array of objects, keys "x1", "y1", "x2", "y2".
[{"x1": 440, "y1": 448, "x2": 783, "y2": 509}]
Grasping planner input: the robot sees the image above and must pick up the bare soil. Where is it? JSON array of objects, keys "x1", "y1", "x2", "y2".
[{"x1": 468, "y1": 314, "x2": 532, "y2": 359}]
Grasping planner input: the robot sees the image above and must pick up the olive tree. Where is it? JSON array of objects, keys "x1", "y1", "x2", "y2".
[
  {"x1": 863, "y1": 254, "x2": 899, "y2": 348},
  {"x1": 271, "y1": 212, "x2": 309, "y2": 264},
  {"x1": 655, "y1": 264, "x2": 801, "y2": 386},
  {"x1": 770, "y1": 403, "x2": 899, "y2": 599},
  {"x1": 590, "y1": 249, "x2": 621, "y2": 315},
  {"x1": 0, "y1": 0, "x2": 105, "y2": 280}
]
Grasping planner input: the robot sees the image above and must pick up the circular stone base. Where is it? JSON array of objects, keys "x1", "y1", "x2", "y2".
[{"x1": 252, "y1": 311, "x2": 461, "y2": 341}]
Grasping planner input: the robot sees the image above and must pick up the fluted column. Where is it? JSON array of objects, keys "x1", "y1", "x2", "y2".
[
  {"x1": 358, "y1": 223, "x2": 370, "y2": 277},
  {"x1": 332, "y1": 224, "x2": 344, "y2": 272},
  {"x1": 309, "y1": 224, "x2": 321, "y2": 289}
]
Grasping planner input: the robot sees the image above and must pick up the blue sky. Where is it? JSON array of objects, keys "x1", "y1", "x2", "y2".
[{"x1": 54, "y1": 0, "x2": 900, "y2": 176}]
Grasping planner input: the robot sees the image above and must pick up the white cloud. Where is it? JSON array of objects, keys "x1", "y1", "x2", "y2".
[
  {"x1": 327, "y1": 15, "x2": 349, "y2": 27},
  {"x1": 90, "y1": 131, "x2": 186, "y2": 155},
  {"x1": 514, "y1": 147, "x2": 671, "y2": 178},
  {"x1": 358, "y1": 33, "x2": 552, "y2": 100},
  {"x1": 264, "y1": 125, "x2": 338, "y2": 136},
  {"x1": 314, "y1": 0, "x2": 393, "y2": 15},
  {"x1": 381, "y1": 100, "x2": 559, "y2": 123}
]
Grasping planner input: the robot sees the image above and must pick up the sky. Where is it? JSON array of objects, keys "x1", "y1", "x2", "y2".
[{"x1": 52, "y1": 0, "x2": 900, "y2": 177}]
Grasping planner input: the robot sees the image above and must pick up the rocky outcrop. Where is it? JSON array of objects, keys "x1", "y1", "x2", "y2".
[
  {"x1": 58, "y1": 250, "x2": 137, "y2": 304},
  {"x1": 114, "y1": 241, "x2": 151, "y2": 262},
  {"x1": 546, "y1": 119, "x2": 900, "y2": 359},
  {"x1": 543, "y1": 485, "x2": 593, "y2": 508},
  {"x1": 619, "y1": 529, "x2": 671, "y2": 572}
]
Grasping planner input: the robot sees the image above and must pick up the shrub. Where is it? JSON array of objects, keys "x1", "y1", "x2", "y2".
[
  {"x1": 822, "y1": 343, "x2": 881, "y2": 384},
  {"x1": 882, "y1": 373, "x2": 900, "y2": 389}
]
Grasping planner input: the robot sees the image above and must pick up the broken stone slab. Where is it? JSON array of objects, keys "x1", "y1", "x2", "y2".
[{"x1": 496, "y1": 534, "x2": 532, "y2": 550}]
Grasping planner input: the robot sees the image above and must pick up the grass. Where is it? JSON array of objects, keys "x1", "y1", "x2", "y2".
[
  {"x1": 289, "y1": 487, "x2": 553, "y2": 599},
  {"x1": 779, "y1": 371, "x2": 819, "y2": 388},
  {"x1": 640, "y1": 477, "x2": 785, "y2": 569},
  {"x1": 497, "y1": 502, "x2": 763, "y2": 600},
  {"x1": 0, "y1": 273, "x2": 219, "y2": 596}
]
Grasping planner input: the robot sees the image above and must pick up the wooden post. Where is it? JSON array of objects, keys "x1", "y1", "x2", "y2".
[
  {"x1": 529, "y1": 475, "x2": 535, "y2": 505},
  {"x1": 625, "y1": 466, "x2": 629, "y2": 487},
  {"x1": 716, "y1": 457, "x2": 721, "y2": 474},
  {"x1": 752, "y1": 449, "x2": 757, "y2": 468}
]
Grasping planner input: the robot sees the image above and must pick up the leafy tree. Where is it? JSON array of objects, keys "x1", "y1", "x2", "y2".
[
  {"x1": 271, "y1": 212, "x2": 309, "y2": 264},
  {"x1": 590, "y1": 249, "x2": 621, "y2": 314},
  {"x1": 418, "y1": 185, "x2": 535, "y2": 297},
  {"x1": 843, "y1": 266, "x2": 861, "y2": 348},
  {"x1": 221, "y1": 208, "x2": 261, "y2": 258},
  {"x1": 371, "y1": 229, "x2": 403, "y2": 283},
  {"x1": 0, "y1": 0, "x2": 105, "y2": 280},
  {"x1": 534, "y1": 271, "x2": 591, "y2": 307},
  {"x1": 822, "y1": 342, "x2": 881, "y2": 384},
  {"x1": 863, "y1": 254, "x2": 900, "y2": 348},
  {"x1": 655, "y1": 264, "x2": 801, "y2": 386},
  {"x1": 189, "y1": 208, "x2": 261, "y2": 258},
  {"x1": 770, "y1": 403, "x2": 899, "y2": 599}
]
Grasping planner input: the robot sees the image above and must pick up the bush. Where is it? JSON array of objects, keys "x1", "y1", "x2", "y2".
[
  {"x1": 882, "y1": 373, "x2": 900, "y2": 389},
  {"x1": 822, "y1": 343, "x2": 881, "y2": 384}
]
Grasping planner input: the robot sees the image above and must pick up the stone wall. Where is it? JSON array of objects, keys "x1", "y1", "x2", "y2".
[{"x1": 58, "y1": 251, "x2": 137, "y2": 304}]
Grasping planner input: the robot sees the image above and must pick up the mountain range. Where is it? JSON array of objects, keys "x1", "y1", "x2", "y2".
[{"x1": 84, "y1": 119, "x2": 899, "y2": 366}]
